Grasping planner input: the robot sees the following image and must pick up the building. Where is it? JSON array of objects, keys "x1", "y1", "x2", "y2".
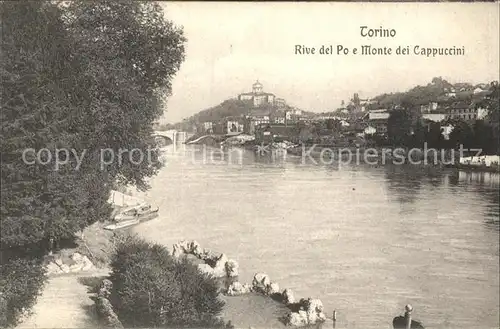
[
  {"x1": 270, "y1": 110, "x2": 286, "y2": 124},
  {"x1": 285, "y1": 108, "x2": 303, "y2": 123},
  {"x1": 212, "y1": 122, "x2": 226, "y2": 134},
  {"x1": 473, "y1": 87, "x2": 485, "y2": 94},
  {"x1": 246, "y1": 108, "x2": 271, "y2": 134},
  {"x1": 275, "y1": 98, "x2": 286, "y2": 108},
  {"x1": 422, "y1": 113, "x2": 447, "y2": 122},
  {"x1": 364, "y1": 109, "x2": 390, "y2": 135},
  {"x1": 248, "y1": 109, "x2": 270, "y2": 125},
  {"x1": 254, "y1": 124, "x2": 297, "y2": 142},
  {"x1": 202, "y1": 121, "x2": 213, "y2": 133},
  {"x1": 226, "y1": 120, "x2": 244, "y2": 134},
  {"x1": 447, "y1": 101, "x2": 478, "y2": 121},
  {"x1": 420, "y1": 102, "x2": 439, "y2": 113},
  {"x1": 238, "y1": 81, "x2": 276, "y2": 107},
  {"x1": 358, "y1": 98, "x2": 377, "y2": 112}
]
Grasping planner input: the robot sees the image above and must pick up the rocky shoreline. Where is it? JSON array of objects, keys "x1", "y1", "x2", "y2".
[
  {"x1": 39, "y1": 218, "x2": 329, "y2": 328},
  {"x1": 171, "y1": 239, "x2": 327, "y2": 327}
]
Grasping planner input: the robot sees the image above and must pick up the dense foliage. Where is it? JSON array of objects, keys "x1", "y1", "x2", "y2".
[
  {"x1": 1, "y1": 1, "x2": 185, "y2": 326},
  {"x1": 108, "y1": 236, "x2": 231, "y2": 328},
  {"x1": 1, "y1": 1, "x2": 185, "y2": 249},
  {"x1": 0, "y1": 257, "x2": 46, "y2": 327}
]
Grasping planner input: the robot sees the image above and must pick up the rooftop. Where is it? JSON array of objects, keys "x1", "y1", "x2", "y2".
[{"x1": 239, "y1": 92, "x2": 275, "y2": 96}]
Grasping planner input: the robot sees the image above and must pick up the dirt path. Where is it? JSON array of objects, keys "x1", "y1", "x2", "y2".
[{"x1": 17, "y1": 269, "x2": 109, "y2": 329}]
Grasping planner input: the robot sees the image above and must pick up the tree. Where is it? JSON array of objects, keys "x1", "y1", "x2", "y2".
[
  {"x1": 423, "y1": 121, "x2": 444, "y2": 149},
  {"x1": 352, "y1": 93, "x2": 360, "y2": 106},
  {"x1": 387, "y1": 109, "x2": 413, "y2": 147},
  {"x1": 1, "y1": 1, "x2": 186, "y2": 249},
  {"x1": 472, "y1": 120, "x2": 496, "y2": 155},
  {"x1": 476, "y1": 83, "x2": 499, "y2": 154},
  {"x1": 448, "y1": 119, "x2": 474, "y2": 150},
  {"x1": 1, "y1": 1, "x2": 88, "y2": 249},
  {"x1": 408, "y1": 119, "x2": 426, "y2": 149},
  {"x1": 109, "y1": 236, "x2": 229, "y2": 328},
  {"x1": 325, "y1": 119, "x2": 341, "y2": 132}
]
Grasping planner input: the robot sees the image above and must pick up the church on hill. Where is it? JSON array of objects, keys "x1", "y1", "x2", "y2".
[{"x1": 238, "y1": 80, "x2": 277, "y2": 107}]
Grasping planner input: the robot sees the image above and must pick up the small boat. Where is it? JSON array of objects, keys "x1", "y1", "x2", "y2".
[
  {"x1": 103, "y1": 218, "x2": 141, "y2": 231},
  {"x1": 104, "y1": 202, "x2": 159, "y2": 231}
]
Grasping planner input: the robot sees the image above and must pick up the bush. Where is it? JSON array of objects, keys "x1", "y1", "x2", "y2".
[
  {"x1": 0, "y1": 256, "x2": 47, "y2": 327},
  {"x1": 108, "y1": 236, "x2": 231, "y2": 328}
]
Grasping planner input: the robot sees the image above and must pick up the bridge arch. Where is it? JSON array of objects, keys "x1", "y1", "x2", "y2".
[{"x1": 152, "y1": 134, "x2": 173, "y2": 147}]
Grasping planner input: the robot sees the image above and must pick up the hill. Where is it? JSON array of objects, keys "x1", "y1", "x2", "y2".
[
  {"x1": 370, "y1": 77, "x2": 479, "y2": 109},
  {"x1": 168, "y1": 98, "x2": 315, "y2": 131},
  {"x1": 190, "y1": 99, "x2": 255, "y2": 122},
  {"x1": 164, "y1": 77, "x2": 495, "y2": 131}
]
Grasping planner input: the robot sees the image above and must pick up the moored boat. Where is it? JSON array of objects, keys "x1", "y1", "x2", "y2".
[
  {"x1": 104, "y1": 202, "x2": 159, "y2": 231},
  {"x1": 104, "y1": 218, "x2": 141, "y2": 231}
]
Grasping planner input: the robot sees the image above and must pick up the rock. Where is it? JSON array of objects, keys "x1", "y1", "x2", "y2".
[
  {"x1": 71, "y1": 252, "x2": 83, "y2": 262},
  {"x1": 197, "y1": 263, "x2": 224, "y2": 277},
  {"x1": 81, "y1": 256, "x2": 94, "y2": 271},
  {"x1": 268, "y1": 282, "x2": 280, "y2": 295},
  {"x1": 252, "y1": 273, "x2": 271, "y2": 294},
  {"x1": 197, "y1": 263, "x2": 213, "y2": 276},
  {"x1": 69, "y1": 263, "x2": 84, "y2": 273},
  {"x1": 284, "y1": 298, "x2": 325, "y2": 326},
  {"x1": 198, "y1": 248, "x2": 210, "y2": 261},
  {"x1": 60, "y1": 264, "x2": 70, "y2": 273},
  {"x1": 225, "y1": 259, "x2": 239, "y2": 277},
  {"x1": 213, "y1": 253, "x2": 228, "y2": 271},
  {"x1": 81, "y1": 256, "x2": 92, "y2": 265},
  {"x1": 286, "y1": 310, "x2": 308, "y2": 326},
  {"x1": 46, "y1": 262, "x2": 62, "y2": 275},
  {"x1": 178, "y1": 240, "x2": 190, "y2": 253},
  {"x1": 282, "y1": 289, "x2": 295, "y2": 304},
  {"x1": 54, "y1": 258, "x2": 63, "y2": 267},
  {"x1": 187, "y1": 240, "x2": 202, "y2": 256},
  {"x1": 203, "y1": 250, "x2": 222, "y2": 266},
  {"x1": 171, "y1": 244, "x2": 183, "y2": 258},
  {"x1": 226, "y1": 282, "x2": 252, "y2": 296},
  {"x1": 82, "y1": 262, "x2": 93, "y2": 271}
]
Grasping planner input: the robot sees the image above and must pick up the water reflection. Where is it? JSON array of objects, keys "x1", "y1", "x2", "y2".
[
  {"x1": 457, "y1": 170, "x2": 500, "y2": 188},
  {"x1": 456, "y1": 171, "x2": 499, "y2": 232},
  {"x1": 384, "y1": 165, "x2": 423, "y2": 205}
]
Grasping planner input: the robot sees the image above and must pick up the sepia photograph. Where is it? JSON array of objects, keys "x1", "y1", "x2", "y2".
[{"x1": 0, "y1": 1, "x2": 499, "y2": 329}]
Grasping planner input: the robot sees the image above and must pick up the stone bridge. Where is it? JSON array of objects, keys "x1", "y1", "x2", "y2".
[{"x1": 153, "y1": 130, "x2": 190, "y2": 145}]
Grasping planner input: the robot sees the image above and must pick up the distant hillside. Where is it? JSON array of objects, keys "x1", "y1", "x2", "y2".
[
  {"x1": 173, "y1": 98, "x2": 314, "y2": 128},
  {"x1": 168, "y1": 77, "x2": 493, "y2": 130},
  {"x1": 190, "y1": 99, "x2": 255, "y2": 123},
  {"x1": 370, "y1": 77, "x2": 479, "y2": 109}
]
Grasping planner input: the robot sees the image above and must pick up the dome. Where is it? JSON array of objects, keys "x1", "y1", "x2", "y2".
[{"x1": 252, "y1": 80, "x2": 263, "y2": 93}]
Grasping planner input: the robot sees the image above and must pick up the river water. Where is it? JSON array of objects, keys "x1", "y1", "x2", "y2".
[{"x1": 131, "y1": 144, "x2": 499, "y2": 329}]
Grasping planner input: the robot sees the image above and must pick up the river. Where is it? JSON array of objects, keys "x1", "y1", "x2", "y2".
[{"x1": 131, "y1": 144, "x2": 499, "y2": 329}]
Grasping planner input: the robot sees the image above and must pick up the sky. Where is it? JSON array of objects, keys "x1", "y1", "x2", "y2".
[{"x1": 158, "y1": 2, "x2": 499, "y2": 124}]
